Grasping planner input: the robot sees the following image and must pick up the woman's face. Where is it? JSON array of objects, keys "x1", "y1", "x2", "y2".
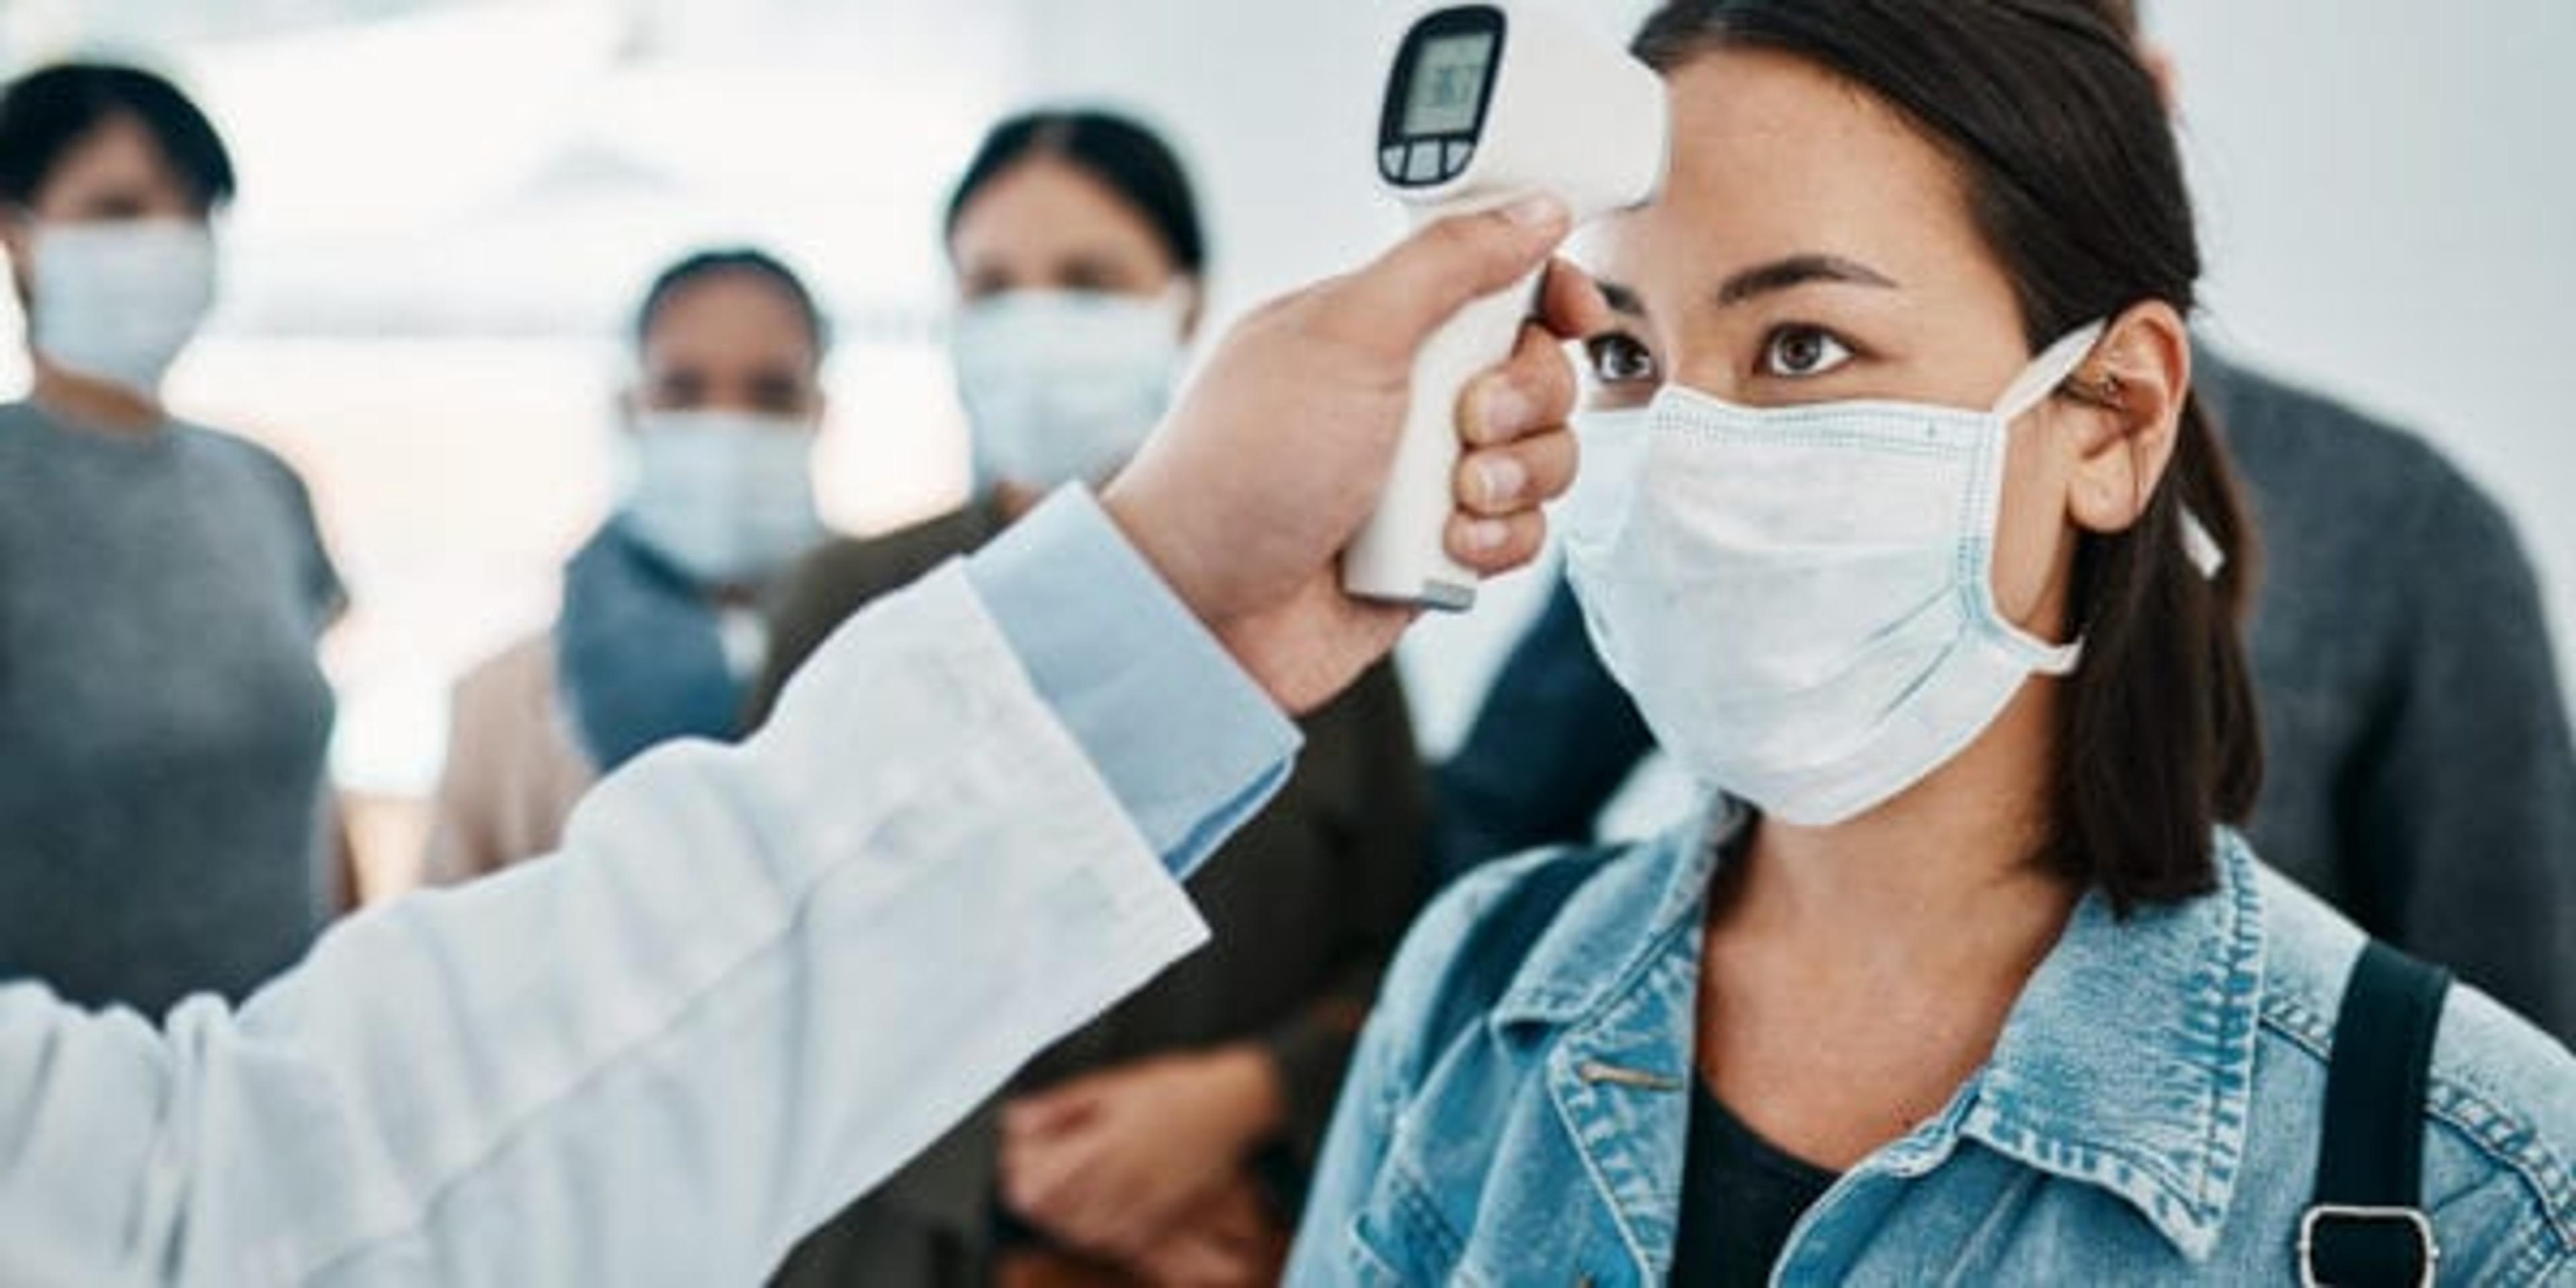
[
  {"x1": 632, "y1": 274, "x2": 824, "y2": 425},
  {"x1": 1579, "y1": 46, "x2": 2116, "y2": 645},
  {"x1": 3, "y1": 113, "x2": 209, "y2": 296},
  {"x1": 23, "y1": 113, "x2": 204, "y2": 224},
  {"x1": 949, "y1": 156, "x2": 1197, "y2": 337}
]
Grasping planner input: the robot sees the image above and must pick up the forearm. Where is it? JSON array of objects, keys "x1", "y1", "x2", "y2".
[
  {"x1": 0, "y1": 492, "x2": 1302, "y2": 1286},
  {"x1": 0, "y1": 567, "x2": 1203, "y2": 1284}
]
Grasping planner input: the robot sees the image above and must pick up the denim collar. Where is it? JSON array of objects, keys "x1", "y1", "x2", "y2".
[{"x1": 1490, "y1": 802, "x2": 2266, "y2": 1264}]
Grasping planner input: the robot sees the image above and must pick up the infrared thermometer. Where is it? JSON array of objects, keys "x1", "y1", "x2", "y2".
[{"x1": 1342, "y1": 2, "x2": 1668, "y2": 611}]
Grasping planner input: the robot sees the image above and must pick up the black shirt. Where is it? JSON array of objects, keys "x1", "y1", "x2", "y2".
[{"x1": 1668, "y1": 1079, "x2": 1840, "y2": 1286}]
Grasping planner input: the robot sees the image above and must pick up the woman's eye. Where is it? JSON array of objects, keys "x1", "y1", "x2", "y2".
[
  {"x1": 1759, "y1": 325, "x2": 1854, "y2": 378},
  {"x1": 1585, "y1": 333, "x2": 1660, "y2": 386}
]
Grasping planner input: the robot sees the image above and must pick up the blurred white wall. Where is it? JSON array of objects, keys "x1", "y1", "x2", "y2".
[{"x1": 2149, "y1": 0, "x2": 2576, "y2": 703}]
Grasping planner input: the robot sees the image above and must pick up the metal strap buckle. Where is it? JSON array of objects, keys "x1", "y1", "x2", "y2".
[{"x1": 2298, "y1": 1204, "x2": 2440, "y2": 1288}]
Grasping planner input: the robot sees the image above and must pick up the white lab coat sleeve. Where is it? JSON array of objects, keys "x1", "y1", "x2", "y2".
[{"x1": 0, "y1": 562, "x2": 1212, "y2": 1287}]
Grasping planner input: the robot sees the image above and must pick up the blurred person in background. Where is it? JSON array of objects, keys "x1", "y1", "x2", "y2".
[
  {"x1": 761, "y1": 110, "x2": 1428, "y2": 1288},
  {"x1": 0, "y1": 62, "x2": 345, "y2": 1016},
  {"x1": 423, "y1": 248, "x2": 831, "y2": 882},
  {"x1": 1430, "y1": 0, "x2": 2576, "y2": 1044}
]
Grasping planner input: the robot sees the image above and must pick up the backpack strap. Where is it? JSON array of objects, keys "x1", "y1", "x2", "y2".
[{"x1": 2299, "y1": 940, "x2": 2453, "y2": 1287}]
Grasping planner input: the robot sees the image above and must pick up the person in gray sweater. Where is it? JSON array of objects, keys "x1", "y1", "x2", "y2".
[{"x1": 0, "y1": 64, "x2": 344, "y2": 1016}]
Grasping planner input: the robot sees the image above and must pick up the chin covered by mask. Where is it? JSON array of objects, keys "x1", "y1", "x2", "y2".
[
  {"x1": 617, "y1": 409, "x2": 826, "y2": 588},
  {"x1": 28, "y1": 219, "x2": 218, "y2": 396},
  {"x1": 1561, "y1": 323, "x2": 2108, "y2": 827},
  {"x1": 951, "y1": 288, "x2": 1185, "y2": 491}
]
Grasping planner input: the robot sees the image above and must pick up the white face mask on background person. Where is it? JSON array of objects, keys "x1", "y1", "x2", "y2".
[
  {"x1": 1560, "y1": 321, "x2": 2108, "y2": 827},
  {"x1": 951, "y1": 288, "x2": 1186, "y2": 491},
  {"x1": 28, "y1": 218, "x2": 218, "y2": 396},
  {"x1": 617, "y1": 409, "x2": 826, "y2": 588}
]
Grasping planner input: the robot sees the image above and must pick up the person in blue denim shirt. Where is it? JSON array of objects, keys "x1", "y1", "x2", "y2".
[
  {"x1": 1429, "y1": 0, "x2": 2576, "y2": 1055},
  {"x1": 1293, "y1": 1, "x2": 2576, "y2": 1283}
]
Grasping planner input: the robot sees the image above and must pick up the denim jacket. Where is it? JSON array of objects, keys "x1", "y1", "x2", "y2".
[{"x1": 1290, "y1": 804, "x2": 2576, "y2": 1285}]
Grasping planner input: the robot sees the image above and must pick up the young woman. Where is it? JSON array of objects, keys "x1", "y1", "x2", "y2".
[
  {"x1": 763, "y1": 111, "x2": 1428, "y2": 1288},
  {"x1": 0, "y1": 64, "x2": 344, "y2": 1015},
  {"x1": 424, "y1": 248, "x2": 831, "y2": 881},
  {"x1": 1291, "y1": 1, "x2": 2576, "y2": 1283}
]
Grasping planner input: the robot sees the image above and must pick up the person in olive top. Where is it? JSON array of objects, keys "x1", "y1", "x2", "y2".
[
  {"x1": 758, "y1": 111, "x2": 1429, "y2": 1288},
  {"x1": 0, "y1": 64, "x2": 344, "y2": 1016}
]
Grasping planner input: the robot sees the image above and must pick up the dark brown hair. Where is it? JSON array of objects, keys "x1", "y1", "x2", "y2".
[
  {"x1": 0, "y1": 62, "x2": 234, "y2": 213},
  {"x1": 944, "y1": 109, "x2": 1205, "y2": 275},
  {"x1": 1635, "y1": 0, "x2": 2262, "y2": 910},
  {"x1": 634, "y1": 246, "x2": 828, "y2": 361}
]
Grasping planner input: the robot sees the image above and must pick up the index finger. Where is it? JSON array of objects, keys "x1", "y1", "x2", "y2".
[
  {"x1": 1535, "y1": 257, "x2": 1616, "y2": 343},
  {"x1": 1335, "y1": 197, "x2": 1571, "y2": 352}
]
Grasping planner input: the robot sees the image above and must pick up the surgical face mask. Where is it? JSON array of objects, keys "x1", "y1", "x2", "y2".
[
  {"x1": 951, "y1": 288, "x2": 1185, "y2": 490},
  {"x1": 618, "y1": 409, "x2": 825, "y2": 588},
  {"x1": 1560, "y1": 323, "x2": 2108, "y2": 826},
  {"x1": 27, "y1": 218, "x2": 217, "y2": 396}
]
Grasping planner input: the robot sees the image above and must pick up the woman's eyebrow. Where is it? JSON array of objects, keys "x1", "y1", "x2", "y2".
[
  {"x1": 1597, "y1": 278, "x2": 1649, "y2": 319},
  {"x1": 1716, "y1": 254, "x2": 1899, "y2": 306}
]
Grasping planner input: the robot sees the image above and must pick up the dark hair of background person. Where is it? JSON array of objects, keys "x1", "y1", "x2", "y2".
[
  {"x1": 633, "y1": 247, "x2": 830, "y2": 360},
  {"x1": 943, "y1": 109, "x2": 1207, "y2": 276},
  {"x1": 1633, "y1": 0, "x2": 2263, "y2": 913},
  {"x1": 0, "y1": 62, "x2": 235, "y2": 211}
]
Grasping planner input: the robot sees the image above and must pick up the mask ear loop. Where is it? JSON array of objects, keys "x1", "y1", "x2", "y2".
[
  {"x1": 1973, "y1": 322, "x2": 2110, "y2": 676},
  {"x1": 1998, "y1": 319, "x2": 2228, "y2": 583},
  {"x1": 1990, "y1": 321, "x2": 2110, "y2": 423},
  {"x1": 2180, "y1": 511, "x2": 2226, "y2": 580}
]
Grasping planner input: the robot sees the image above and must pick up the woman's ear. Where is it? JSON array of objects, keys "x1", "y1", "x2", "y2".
[{"x1": 2065, "y1": 300, "x2": 2191, "y2": 536}]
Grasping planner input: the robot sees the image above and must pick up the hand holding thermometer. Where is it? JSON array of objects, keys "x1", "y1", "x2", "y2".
[{"x1": 1342, "y1": 2, "x2": 1669, "y2": 610}]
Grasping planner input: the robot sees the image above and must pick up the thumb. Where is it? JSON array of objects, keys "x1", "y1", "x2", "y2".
[{"x1": 1336, "y1": 197, "x2": 1570, "y2": 354}]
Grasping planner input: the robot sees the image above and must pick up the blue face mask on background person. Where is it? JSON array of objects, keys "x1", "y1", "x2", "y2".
[
  {"x1": 951, "y1": 288, "x2": 1185, "y2": 490},
  {"x1": 1560, "y1": 323, "x2": 2107, "y2": 826},
  {"x1": 618, "y1": 409, "x2": 824, "y2": 588},
  {"x1": 29, "y1": 218, "x2": 217, "y2": 396}
]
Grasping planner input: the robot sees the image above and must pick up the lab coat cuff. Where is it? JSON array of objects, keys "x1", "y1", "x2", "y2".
[{"x1": 965, "y1": 486, "x2": 1302, "y2": 879}]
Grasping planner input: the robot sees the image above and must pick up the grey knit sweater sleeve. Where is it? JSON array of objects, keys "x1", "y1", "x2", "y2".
[{"x1": 2209, "y1": 353, "x2": 2576, "y2": 1044}]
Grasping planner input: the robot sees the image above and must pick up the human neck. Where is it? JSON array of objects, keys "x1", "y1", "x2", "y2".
[
  {"x1": 31, "y1": 362, "x2": 165, "y2": 434},
  {"x1": 1695, "y1": 680, "x2": 2082, "y2": 1170},
  {"x1": 1719, "y1": 678, "x2": 2079, "y2": 989}
]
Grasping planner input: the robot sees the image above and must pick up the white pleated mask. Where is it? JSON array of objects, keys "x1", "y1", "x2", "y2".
[{"x1": 1560, "y1": 323, "x2": 2108, "y2": 826}]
